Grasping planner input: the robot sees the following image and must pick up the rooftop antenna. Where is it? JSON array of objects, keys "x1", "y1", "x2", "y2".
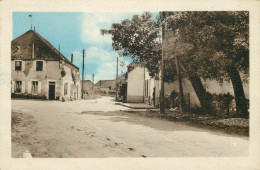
[{"x1": 28, "y1": 14, "x2": 32, "y2": 30}]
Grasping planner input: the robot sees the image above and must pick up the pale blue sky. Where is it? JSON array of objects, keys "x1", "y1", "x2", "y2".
[{"x1": 13, "y1": 12, "x2": 157, "y2": 83}]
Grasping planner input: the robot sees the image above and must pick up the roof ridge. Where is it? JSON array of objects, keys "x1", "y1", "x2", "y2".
[
  {"x1": 13, "y1": 30, "x2": 79, "y2": 70},
  {"x1": 32, "y1": 31, "x2": 71, "y2": 63}
]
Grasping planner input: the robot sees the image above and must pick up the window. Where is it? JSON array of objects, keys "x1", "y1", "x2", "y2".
[
  {"x1": 15, "y1": 61, "x2": 22, "y2": 71},
  {"x1": 64, "y1": 83, "x2": 68, "y2": 95},
  {"x1": 32, "y1": 81, "x2": 38, "y2": 94},
  {"x1": 15, "y1": 81, "x2": 22, "y2": 93},
  {"x1": 36, "y1": 61, "x2": 43, "y2": 71}
]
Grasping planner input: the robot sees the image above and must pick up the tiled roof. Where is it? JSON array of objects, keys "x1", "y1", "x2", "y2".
[
  {"x1": 82, "y1": 80, "x2": 94, "y2": 85},
  {"x1": 95, "y1": 80, "x2": 115, "y2": 88},
  {"x1": 11, "y1": 30, "x2": 78, "y2": 69}
]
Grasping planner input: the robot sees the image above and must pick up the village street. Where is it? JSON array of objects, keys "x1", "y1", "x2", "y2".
[{"x1": 11, "y1": 97, "x2": 248, "y2": 158}]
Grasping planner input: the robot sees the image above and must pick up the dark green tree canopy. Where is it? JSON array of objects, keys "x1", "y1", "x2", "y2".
[{"x1": 161, "y1": 11, "x2": 249, "y2": 82}]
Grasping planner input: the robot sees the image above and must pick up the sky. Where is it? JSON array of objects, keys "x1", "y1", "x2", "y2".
[{"x1": 12, "y1": 12, "x2": 155, "y2": 83}]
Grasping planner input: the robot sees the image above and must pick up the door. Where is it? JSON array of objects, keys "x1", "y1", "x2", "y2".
[{"x1": 49, "y1": 82, "x2": 55, "y2": 100}]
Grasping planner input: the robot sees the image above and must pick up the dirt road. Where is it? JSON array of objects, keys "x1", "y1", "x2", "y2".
[{"x1": 11, "y1": 97, "x2": 248, "y2": 158}]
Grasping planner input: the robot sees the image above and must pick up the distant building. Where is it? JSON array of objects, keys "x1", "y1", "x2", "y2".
[
  {"x1": 11, "y1": 30, "x2": 81, "y2": 100},
  {"x1": 94, "y1": 80, "x2": 116, "y2": 95},
  {"x1": 126, "y1": 64, "x2": 170, "y2": 105},
  {"x1": 81, "y1": 80, "x2": 94, "y2": 94}
]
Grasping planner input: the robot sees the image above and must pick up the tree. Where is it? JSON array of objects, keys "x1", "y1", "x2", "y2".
[
  {"x1": 164, "y1": 11, "x2": 249, "y2": 116},
  {"x1": 101, "y1": 12, "x2": 209, "y2": 113},
  {"x1": 101, "y1": 12, "x2": 169, "y2": 112},
  {"x1": 101, "y1": 12, "x2": 161, "y2": 68},
  {"x1": 158, "y1": 12, "x2": 211, "y2": 112},
  {"x1": 101, "y1": 11, "x2": 249, "y2": 117}
]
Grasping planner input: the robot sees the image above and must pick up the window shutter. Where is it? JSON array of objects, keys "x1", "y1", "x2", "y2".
[
  {"x1": 22, "y1": 61, "x2": 25, "y2": 71},
  {"x1": 28, "y1": 81, "x2": 31, "y2": 93},
  {"x1": 11, "y1": 81, "x2": 15, "y2": 93},
  {"x1": 33, "y1": 61, "x2": 36, "y2": 70},
  {"x1": 43, "y1": 61, "x2": 46, "y2": 71},
  {"x1": 38, "y1": 81, "x2": 41, "y2": 94},
  {"x1": 22, "y1": 81, "x2": 25, "y2": 93}
]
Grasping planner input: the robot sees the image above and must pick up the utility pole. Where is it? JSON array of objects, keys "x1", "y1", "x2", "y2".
[
  {"x1": 92, "y1": 73, "x2": 95, "y2": 83},
  {"x1": 82, "y1": 49, "x2": 85, "y2": 99},
  {"x1": 143, "y1": 64, "x2": 145, "y2": 103},
  {"x1": 175, "y1": 55, "x2": 185, "y2": 113},
  {"x1": 115, "y1": 56, "x2": 119, "y2": 101},
  {"x1": 160, "y1": 23, "x2": 165, "y2": 114}
]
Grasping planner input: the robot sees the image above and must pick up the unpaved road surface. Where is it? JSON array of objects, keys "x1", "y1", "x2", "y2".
[{"x1": 11, "y1": 97, "x2": 248, "y2": 158}]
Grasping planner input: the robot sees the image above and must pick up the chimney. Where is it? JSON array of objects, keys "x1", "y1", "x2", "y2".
[
  {"x1": 34, "y1": 26, "x2": 36, "y2": 31},
  {"x1": 71, "y1": 54, "x2": 73, "y2": 63}
]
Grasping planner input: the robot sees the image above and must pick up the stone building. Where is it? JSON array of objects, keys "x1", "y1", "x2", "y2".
[
  {"x1": 94, "y1": 80, "x2": 116, "y2": 95},
  {"x1": 81, "y1": 80, "x2": 94, "y2": 94},
  {"x1": 126, "y1": 64, "x2": 169, "y2": 105},
  {"x1": 11, "y1": 30, "x2": 81, "y2": 100}
]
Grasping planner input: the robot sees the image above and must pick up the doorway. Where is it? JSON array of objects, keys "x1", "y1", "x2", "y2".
[{"x1": 48, "y1": 82, "x2": 55, "y2": 100}]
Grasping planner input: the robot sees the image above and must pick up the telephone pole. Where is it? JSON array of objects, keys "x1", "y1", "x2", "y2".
[
  {"x1": 82, "y1": 49, "x2": 85, "y2": 99},
  {"x1": 115, "y1": 56, "x2": 119, "y2": 101},
  {"x1": 160, "y1": 23, "x2": 165, "y2": 114}
]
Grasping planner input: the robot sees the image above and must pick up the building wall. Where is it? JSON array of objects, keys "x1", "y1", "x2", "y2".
[
  {"x1": 169, "y1": 78, "x2": 200, "y2": 107},
  {"x1": 11, "y1": 60, "x2": 81, "y2": 100},
  {"x1": 62, "y1": 62, "x2": 81, "y2": 100},
  {"x1": 166, "y1": 76, "x2": 249, "y2": 108},
  {"x1": 202, "y1": 76, "x2": 249, "y2": 99},
  {"x1": 127, "y1": 66, "x2": 145, "y2": 103},
  {"x1": 82, "y1": 81, "x2": 94, "y2": 94},
  {"x1": 127, "y1": 65, "x2": 249, "y2": 108}
]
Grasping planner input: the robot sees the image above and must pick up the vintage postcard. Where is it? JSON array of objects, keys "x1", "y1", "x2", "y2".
[{"x1": 0, "y1": 0, "x2": 260, "y2": 169}]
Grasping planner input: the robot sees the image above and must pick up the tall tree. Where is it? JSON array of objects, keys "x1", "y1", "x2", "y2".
[
  {"x1": 101, "y1": 12, "x2": 210, "y2": 112},
  {"x1": 164, "y1": 11, "x2": 249, "y2": 116},
  {"x1": 101, "y1": 12, "x2": 161, "y2": 67},
  {"x1": 159, "y1": 13, "x2": 211, "y2": 112}
]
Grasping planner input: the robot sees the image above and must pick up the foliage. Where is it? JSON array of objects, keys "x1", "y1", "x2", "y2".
[
  {"x1": 118, "y1": 83, "x2": 127, "y2": 103},
  {"x1": 162, "y1": 11, "x2": 249, "y2": 82},
  {"x1": 101, "y1": 11, "x2": 249, "y2": 115},
  {"x1": 71, "y1": 69, "x2": 77, "y2": 84},
  {"x1": 164, "y1": 90, "x2": 178, "y2": 108},
  {"x1": 101, "y1": 12, "x2": 161, "y2": 77},
  {"x1": 160, "y1": 11, "x2": 249, "y2": 115},
  {"x1": 207, "y1": 93, "x2": 235, "y2": 117}
]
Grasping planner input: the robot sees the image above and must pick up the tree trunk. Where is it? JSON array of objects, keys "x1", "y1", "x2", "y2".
[
  {"x1": 175, "y1": 56, "x2": 186, "y2": 112},
  {"x1": 227, "y1": 65, "x2": 248, "y2": 117},
  {"x1": 180, "y1": 65, "x2": 210, "y2": 113},
  {"x1": 189, "y1": 74, "x2": 211, "y2": 112}
]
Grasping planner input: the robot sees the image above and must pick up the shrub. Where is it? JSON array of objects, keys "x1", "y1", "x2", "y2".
[{"x1": 208, "y1": 92, "x2": 235, "y2": 117}]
